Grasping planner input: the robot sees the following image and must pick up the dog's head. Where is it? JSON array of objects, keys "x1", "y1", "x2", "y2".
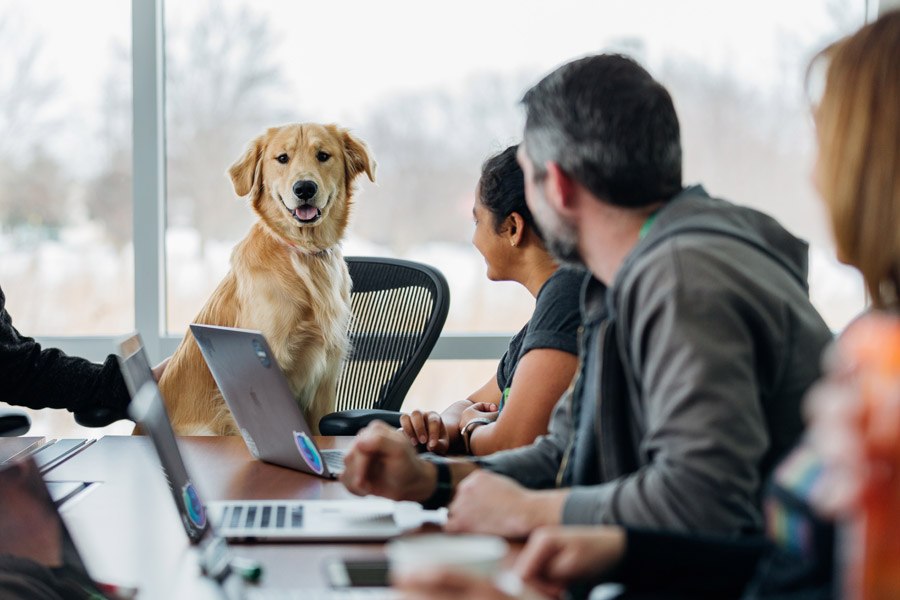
[{"x1": 228, "y1": 123, "x2": 376, "y2": 252}]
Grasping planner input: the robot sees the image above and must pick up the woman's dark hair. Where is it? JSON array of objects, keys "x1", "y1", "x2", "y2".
[{"x1": 478, "y1": 145, "x2": 544, "y2": 241}]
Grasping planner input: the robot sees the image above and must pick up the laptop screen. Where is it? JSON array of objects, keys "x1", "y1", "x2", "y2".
[
  {"x1": 116, "y1": 335, "x2": 212, "y2": 545},
  {"x1": 128, "y1": 384, "x2": 212, "y2": 545},
  {"x1": 117, "y1": 332, "x2": 156, "y2": 399}
]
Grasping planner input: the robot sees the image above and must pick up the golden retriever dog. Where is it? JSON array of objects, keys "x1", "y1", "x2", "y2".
[{"x1": 157, "y1": 123, "x2": 375, "y2": 436}]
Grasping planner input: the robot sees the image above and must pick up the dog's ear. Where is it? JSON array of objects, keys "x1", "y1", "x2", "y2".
[
  {"x1": 342, "y1": 130, "x2": 376, "y2": 183},
  {"x1": 228, "y1": 134, "x2": 266, "y2": 197}
]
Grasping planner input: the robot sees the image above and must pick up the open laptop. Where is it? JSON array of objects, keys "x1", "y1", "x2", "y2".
[
  {"x1": 188, "y1": 323, "x2": 345, "y2": 479},
  {"x1": 117, "y1": 333, "x2": 406, "y2": 542}
]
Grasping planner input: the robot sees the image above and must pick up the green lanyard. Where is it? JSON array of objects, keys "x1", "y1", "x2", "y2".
[
  {"x1": 499, "y1": 387, "x2": 510, "y2": 412},
  {"x1": 639, "y1": 212, "x2": 658, "y2": 240}
]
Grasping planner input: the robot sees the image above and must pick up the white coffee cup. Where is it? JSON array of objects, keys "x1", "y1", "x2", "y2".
[{"x1": 386, "y1": 533, "x2": 509, "y2": 578}]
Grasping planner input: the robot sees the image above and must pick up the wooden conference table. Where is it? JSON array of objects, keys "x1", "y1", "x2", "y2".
[{"x1": 1, "y1": 435, "x2": 472, "y2": 599}]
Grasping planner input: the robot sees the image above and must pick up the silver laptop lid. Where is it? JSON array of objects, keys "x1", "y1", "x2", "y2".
[
  {"x1": 128, "y1": 384, "x2": 213, "y2": 545},
  {"x1": 189, "y1": 324, "x2": 332, "y2": 478},
  {"x1": 116, "y1": 334, "x2": 212, "y2": 544},
  {"x1": 117, "y1": 332, "x2": 156, "y2": 399}
]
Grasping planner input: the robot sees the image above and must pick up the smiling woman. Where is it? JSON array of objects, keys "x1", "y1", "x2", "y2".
[{"x1": 400, "y1": 146, "x2": 584, "y2": 456}]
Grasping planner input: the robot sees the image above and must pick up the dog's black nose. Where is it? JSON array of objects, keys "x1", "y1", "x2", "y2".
[{"x1": 293, "y1": 180, "x2": 318, "y2": 201}]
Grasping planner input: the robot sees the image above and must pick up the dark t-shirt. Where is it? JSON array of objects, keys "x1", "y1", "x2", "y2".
[{"x1": 496, "y1": 267, "x2": 585, "y2": 408}]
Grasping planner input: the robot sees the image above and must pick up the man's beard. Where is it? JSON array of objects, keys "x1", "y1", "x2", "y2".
[{"x1": 531, "y1": 190, "x2": 585, "y2": 269}]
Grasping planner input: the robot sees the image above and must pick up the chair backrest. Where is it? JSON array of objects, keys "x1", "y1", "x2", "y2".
[{"x1": 336, "y1": 257, "x2": 450, "y2": 412}]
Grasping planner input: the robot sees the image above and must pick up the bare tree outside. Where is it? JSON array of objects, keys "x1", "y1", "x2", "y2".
[
  {"x1": 165, "y1": 1, "x2": 294, "y2": 249},
  {"x1": 82, "y1": 43, "x2": 133, "y2": 249},
  {"x1": 351, "y1": 70, "x2": 533, "y2": 254},
  {"x1": 0, "y1": 12, "x2": 68, "y2": 234}
]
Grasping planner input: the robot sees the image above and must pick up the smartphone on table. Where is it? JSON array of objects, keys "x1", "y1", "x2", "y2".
[{"x1": 324, "y1": 557, "x2": 391, "y2": 588}]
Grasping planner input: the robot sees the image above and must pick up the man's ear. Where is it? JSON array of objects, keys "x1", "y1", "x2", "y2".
[
  {"x1": 343, "y1": 130, "x2": 376, "y2": 183},
  {"x1": 544, "y1": 162, "x2": 576, "y2": 213},
  {"x1": 228, "y1": 134, "x2": 265, "y2": 198}
]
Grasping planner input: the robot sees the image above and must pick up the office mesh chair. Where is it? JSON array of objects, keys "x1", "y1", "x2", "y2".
[{"x1": 318, "y1": 257, "x2": 450, "y2": 436}]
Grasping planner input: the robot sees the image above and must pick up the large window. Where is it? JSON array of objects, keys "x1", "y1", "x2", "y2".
[
  {"x1": 1, "y1": 0, "x2": 869, "y2": 437},
  {"x1": 161, "y1": 0, "x2": 865, "y2": 336},
  {"x1": 0, "y1": 2, "x2": 134, "y2": 335}
]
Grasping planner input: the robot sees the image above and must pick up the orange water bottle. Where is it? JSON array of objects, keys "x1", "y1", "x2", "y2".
[{"x1": 839, "y1": 314, "x2": 900, "y2": 600}]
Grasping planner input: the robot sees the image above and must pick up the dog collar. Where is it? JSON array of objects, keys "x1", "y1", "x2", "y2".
[{"x1": 279, "y1": 236, "x2": 329, "y2": 257}]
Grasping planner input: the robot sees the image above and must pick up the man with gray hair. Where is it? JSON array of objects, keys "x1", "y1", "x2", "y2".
[{"x1": 339, "y1": 54, "x2": 833, "y2": 538}]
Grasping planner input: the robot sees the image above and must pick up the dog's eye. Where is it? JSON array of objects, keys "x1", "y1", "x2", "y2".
[
  {"x1": 276, "y1": 154, "x2": 289, "y2": 164},
  {"x1": 316, "y1": 151, "x2": 331, "y2": 163}
]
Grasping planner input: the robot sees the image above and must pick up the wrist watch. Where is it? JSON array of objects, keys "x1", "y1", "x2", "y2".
[
  {"x1": 420, "y1": 458, "x2": 452, "y2": 510},
  {"x1": 461, "y1": 417, "x2": 494, "y2": 454}
]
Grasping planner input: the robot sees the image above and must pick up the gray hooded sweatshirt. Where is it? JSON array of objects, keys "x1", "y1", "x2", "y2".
[{"x1": 477, "y1": 186, "x2": 834, "y2": 535}]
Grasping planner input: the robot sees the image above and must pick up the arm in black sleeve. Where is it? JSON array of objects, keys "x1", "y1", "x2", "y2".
[
  {"x1": 0, "y1": 289, "x2": 130, "y2": 417},
  {"x1": 603, "y1": 528, "x2": 769, "y2": 597}
]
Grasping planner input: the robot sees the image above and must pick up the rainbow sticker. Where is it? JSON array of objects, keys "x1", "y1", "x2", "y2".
[
  {"x1": 294, "y1": 430, "x2": 324, "y2": 474},
  {"x1": 182, "y1": 481, "x2": 207, "y2": 529}
]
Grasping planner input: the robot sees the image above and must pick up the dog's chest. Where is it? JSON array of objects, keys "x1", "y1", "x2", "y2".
[
  {"x1": 287, "y1": 251, "x2": 351, "y2": 327},
  {"x1": 278, "y1": 253, "x2": 351, "y2": 371}
]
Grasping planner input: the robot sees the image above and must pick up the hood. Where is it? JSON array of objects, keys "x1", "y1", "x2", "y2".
[{"x1": 618, "y1": 185, "x2": 810, "y2": 292}]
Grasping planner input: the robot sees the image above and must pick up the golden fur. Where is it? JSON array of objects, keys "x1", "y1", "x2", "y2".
[{"x1": 157, "y1": 123, "x2": 375, "y2": 435}]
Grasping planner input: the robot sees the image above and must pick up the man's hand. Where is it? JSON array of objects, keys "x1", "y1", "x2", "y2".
[
  {"x1": 339, "y1": 420, "x2": 437, "y2": 502},
  {"x1": 516, "y1": 526, "x2": 627, "y2": 598},
  {"x1": 444, "y1": 470, "x2": 566, "y2": 538}
]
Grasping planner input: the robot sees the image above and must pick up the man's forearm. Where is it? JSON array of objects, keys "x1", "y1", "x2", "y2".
[
  {"x1": 525, "y1": 488, "x2": 568, "y2": 529},
  {"x1": 448, "y1": 460, "x2": 480, "y2": 492}
]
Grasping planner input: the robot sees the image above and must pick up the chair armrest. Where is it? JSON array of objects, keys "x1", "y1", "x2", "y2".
[
  {"x1": 0, "y1": 408, "x2": 31, "y2": 437},
  {"x1": 73, "y1": 407, "x2": 129, "y2": 429},
  {"x1": 318, "y1": 409, "x2": 403, "y2": 436}
]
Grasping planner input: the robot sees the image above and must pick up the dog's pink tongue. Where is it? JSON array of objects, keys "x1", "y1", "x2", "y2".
[{"x1": 295, "y1": 205, "x2": 318, "y2": 221}]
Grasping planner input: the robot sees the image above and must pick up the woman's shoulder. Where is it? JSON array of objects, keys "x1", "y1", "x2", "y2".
[
  {"x1": 526, "y1": 267, "x2": 584, "y2": 348},
  {"x1": 548, "y1": 265, "x2": 590, "y2": 286},
  {"x1": 536, "y1": 267, "x2": 588, "y2": 309}
]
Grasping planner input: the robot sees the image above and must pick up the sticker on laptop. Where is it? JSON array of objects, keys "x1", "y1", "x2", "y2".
[
  {"x1": 294, "y1": 430, "x2": 324, "y2": 474},
  {"x1": 182, "y1": 481, "x2": 207, "y2": 529},
  {"x1": 252, "y1": 339, "x2": 271, "y2": 367}
]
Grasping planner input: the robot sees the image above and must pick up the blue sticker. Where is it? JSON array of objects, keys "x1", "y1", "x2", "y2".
[
  {"x1": 182, "y1": 481, "x2": 207, "y2": 529},
  {"x1": 252, "y1": 339, "x2": 271, "y2": 367},
  {"x1": 294, "y1": 430, "x2": 324, "y2": 474}
]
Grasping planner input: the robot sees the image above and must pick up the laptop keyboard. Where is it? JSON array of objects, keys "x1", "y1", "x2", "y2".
[{"x1": 217, "y1": 504, "x2": 305, "y2": 531}]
